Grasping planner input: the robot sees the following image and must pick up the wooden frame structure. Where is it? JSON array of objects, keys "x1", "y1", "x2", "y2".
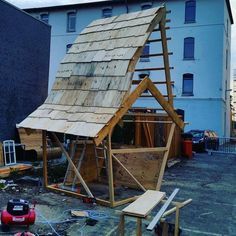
[{"x1": 19, "y1": 6, "x2": 185, "y2": 207}]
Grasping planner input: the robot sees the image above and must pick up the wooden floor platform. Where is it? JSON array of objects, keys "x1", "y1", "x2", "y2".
[{"x1": 0, "y1": 163, "x2": 32, "y2": 177}]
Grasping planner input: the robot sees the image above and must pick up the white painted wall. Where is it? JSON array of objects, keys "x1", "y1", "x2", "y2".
[{"x1": 28, "y1": 0, "x2": 232, "y2": 137}]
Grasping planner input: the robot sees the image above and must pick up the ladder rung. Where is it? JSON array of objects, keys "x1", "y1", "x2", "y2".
[
  {"x1": 135, "y1": 67, "x2": 174, "y2": 72},
  {"x1": 140, "y1": 94, "x2": 176, "y2": 98},
  {"x1": 132, "y1": 80, "x2": 174, "y2": 85},
  {"x1": 147, "y1": 37, "x2": 171, "y2": 43},
  {"x1": 140, "y1": 52, "x2": 173, "y2": 58},
  {"x1": 97, "y1": 156, "x2": 105, "y2": 159},
  {"x1": 153, "y1": 26, "x2": 170, "y2": 32}
]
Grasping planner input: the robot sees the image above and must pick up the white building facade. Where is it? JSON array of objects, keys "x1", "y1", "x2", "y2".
[{"x1": 24, "y1": 0, "x2": 233, "y2": 136}]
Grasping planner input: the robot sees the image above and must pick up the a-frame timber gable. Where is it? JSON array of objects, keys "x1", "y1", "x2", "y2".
[
  {"x1": 94, "y1": 77, "x2": 184, "y2": 146},
  {"x1": 18, "y1": 6, "x2": 185, "y2": 207}
]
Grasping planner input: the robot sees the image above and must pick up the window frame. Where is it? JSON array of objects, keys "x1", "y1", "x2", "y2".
[
  {"x1": 182, "y1": 73, "x2": 194, "y2": 96},
  {"x1": 141, "y1": 3, "x2": 152, "y2": 11},
  {"x1": 185, "y1": 0, "x2": 196, "y2": 23},
  {"x1": 67, "y1": 11, "x2": 76, "y2": 32},
  {"x1": 66, "y1": 44, "x2": 72, "y2": 52},
  {"x1": 183, "y1": 37, "x2": 195, "y2": 60},
  {"x1": 102, "y1": 7, "x2": 112, "y2": 18},
  {"x1": 40, "y1": 12, "x2": 49, "y2": 24}
]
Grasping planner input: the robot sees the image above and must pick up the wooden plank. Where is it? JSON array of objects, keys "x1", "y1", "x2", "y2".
[
  {"x1": 156, "y1": 123, "x2": 176, "y2": 190},
  {"x1": 81, "y1": 15, "x2": 157, "y2": 35},
  {"x1": 122, "y1": 190, "x2": 165, "y2": 217},
  {"x1": 147, "y1": 78, "x2": 184, "y2": 129},
  {"x1": 47, "y1": 185, "x2": 111, "y2": 207},
  {"x1": 146, "y1": 188, "x2": 179, "y2": 231},
  {"x1": 112, "y1": 153, "x2": 146, "y2": 191},
  {"x1": 52, "y1": 133, "x2": 94, "y2": 198},
  {"x1": 75, "y1": 25, "x2": 150, "y2": 44},
  {"x1": 69, "y1": 36, "x2": 147, "y2": 54},
  {"x1": 159, "y1": 11, "x2": 173, "y2": 106},
  {"x1": 135, "y1": 67, "x2": 174, "y2": 72},
  {"x1": 107, "y1": 132, "x2": 115, "y2": 206}
]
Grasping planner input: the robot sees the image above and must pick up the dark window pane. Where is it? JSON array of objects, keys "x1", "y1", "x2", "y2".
[
  {"x1": 182, "y1": 73, "x2": 193, "y2": 95},
  {"x1": 141, "y1": 4, "x2": 152, "y2": 10},
  {"x1": 185, "y1": 0, "x2": 196, "y2": 23},
  {"x1": 40, "y1": 13, "x2": 49, "y2": 24},
  {"x1": 184, "y1": 37, "x2": 194, "y2": 59},
  {"x1": 102, "y1": 8, "x2": 112, "y2": 18},
  {"x1": 67, "y1": 12, "x2": 76, "y2": 32},
  {"x1": 140, "y1": 43, "x2": 150, "y2": 62},
  {"x1": 66, "y1": 44, "x2": 72, "y2": 52}
]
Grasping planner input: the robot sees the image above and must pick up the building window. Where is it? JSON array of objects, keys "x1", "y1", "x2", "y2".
[
  {"x1": 141, "y1": 4, "x2": 152, "y2": 10},
  {"x1": 66, "y1": 44, "x2": 72, "y2": 52},
  {"x1": 40, "y1": 13, "x2": 49, "y2": 24},
  {"x1": 102, "y1": 8, "x2": 112, "y2": 18},
  {"x1": 67, "y1": 12, "x2": 76, "y2": 32},
  {"x1": 182, "y1": 73, "x2": 193, "y2": 96},
  {"x1": 140, "y1": 43, "x2": 150, "y2": 62},
  {"x1": 184, "y1": 37, "x2": 194, "y2": 59},
  {"x1": 185, "y1": 0, "x2": 196, "y2": 23}
]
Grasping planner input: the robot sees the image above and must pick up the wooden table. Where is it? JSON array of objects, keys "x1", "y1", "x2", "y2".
[{"x1": 119, "y1": 190, "x2": 166, "y2": 236}]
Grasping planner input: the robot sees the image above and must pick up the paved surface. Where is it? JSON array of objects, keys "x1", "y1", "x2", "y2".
[
  {"x1": 161, "y1": 152, "x2": 236, "y2": 236},
  {"x1": 0, "y1": 152, "x2": 235, "y2": 235}
]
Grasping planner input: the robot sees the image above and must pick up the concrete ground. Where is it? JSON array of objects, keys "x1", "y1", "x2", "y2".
[{"x1": 0, "y1": 152, "x2": 235, "y2": 235}]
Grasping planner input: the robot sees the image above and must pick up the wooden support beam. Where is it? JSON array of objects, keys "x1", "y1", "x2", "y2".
[
  {"x1": 113, "y1": 196, "x2": 139, "y2": 207},
  {"x1": 147, "y1": 37, "x2": 171, "y2": 43},
  {"x1": 132, "y1": 80, "x2": 174, "y2": 85},
  {"x1": 147, "y1": 79, "x2": 184, "y2": 129},
  {"x1": 153, "y1": 26, "x2": 170, "y2": 32},
  {"x1": 47, "y1": 185, "x2": 111, "y2": 207},
  {"x1": 140, "y1": 94, "x2": 176, "y2": 98},
  {"x1": 142, "y1": 122, "x2": 153, "y2": 147},
  {"x1": 107, "y1": 132, "x2": 115, "y2": 206},
  {"x1": 95, "y1": 77, "x2": 150, "y2": 145},
  {"x1": 162, "y1": 199, "x2": 192, "y2": 217},
  {"x1": 159, "y1": 12, "x2": 173, "y2": 106},
  {"x1": 123, "y1": 120, "x2": 173, "y2": 124},
  {"x1": 52, "y1": 132, "x2": 94, "y2": 198},
  {"x1": 135, "y1": 67, "x2": 174, "y2": 72},
  {"x1": 156, "y1": 123, "x2": 176, "y2": 190},
  {"x1": 140, "y1": 52, "x2": 173, "y2": 58},
  {"x1": 111, "y1": 147, "x2": 167, "y2": 154},
  {"x1": 42, "y1": 130, "x2": 48, "y2": 187},
  {"x1": 112, "y1": 154, "x2": 146, "y2": 192}
]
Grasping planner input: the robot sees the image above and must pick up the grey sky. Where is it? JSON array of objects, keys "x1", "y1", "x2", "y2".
[{"x1": 5, "y1": 0, "x2": 236, "y2": 74}]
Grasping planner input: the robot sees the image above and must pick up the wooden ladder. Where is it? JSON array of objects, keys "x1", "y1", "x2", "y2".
[
  {"x1": 63, "y1": 137, "x2": 87, "y2": 190},
  {"x1": 94, "y1": 141, "x2": 107, "y2": 181}
]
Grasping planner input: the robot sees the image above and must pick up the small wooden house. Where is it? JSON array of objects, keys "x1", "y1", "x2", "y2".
[{"x1": 19, "y1": 6, "x2": 185, "y2": 207}]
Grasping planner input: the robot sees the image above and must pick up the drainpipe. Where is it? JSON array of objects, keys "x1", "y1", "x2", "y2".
[{"x1": 125, "y1": 0, "x2": 129, "y2": 13}]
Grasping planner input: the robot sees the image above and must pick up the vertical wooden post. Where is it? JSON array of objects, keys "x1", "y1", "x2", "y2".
[
  {"x1": 135, "y1": 114, "x2": 141, "y2": 145},
  {"x1": 156, "y1": 123, "x2": 176, "y2": 190},
  {"x1": 42, "y1": 130, "x2": 48, "y2": 187},
  {"x1": 136, "y1": 218, "x2": 142, "y2": 236},
  {"x1": 174, "y1": 204, "x2": 180, "y2": 236},
  {"x1": 119, "y1": 213, "x2": 125, "y2": 236},
  {"x1": 107, "y1": 132, "x2": 115, "y2": 206}
]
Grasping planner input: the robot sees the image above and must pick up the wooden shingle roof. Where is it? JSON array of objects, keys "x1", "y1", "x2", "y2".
[{"x1": 19, "y1": 7, "x2": 165, "y2": 138}]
